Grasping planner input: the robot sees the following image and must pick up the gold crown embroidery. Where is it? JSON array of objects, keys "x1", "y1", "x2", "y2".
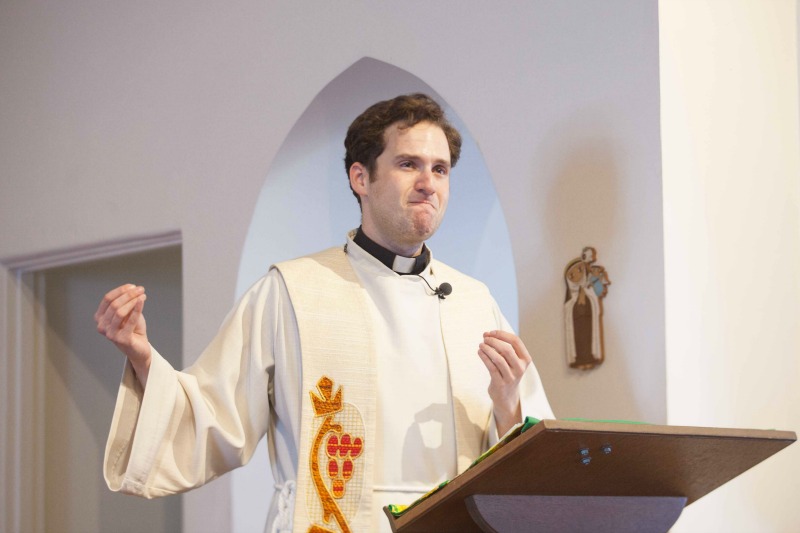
[{"x1": 311, "y1": 376, "x2": 343, "y2": 417}]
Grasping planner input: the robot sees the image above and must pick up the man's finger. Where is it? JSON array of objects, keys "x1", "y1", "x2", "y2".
[
  {"x1": 102, "y1": 286, "x2": 145, "y2": 327},
  {"x1": 477, "y1": 348, "x2": 503, "y2": 379},
  {"x1": 105, "y1": 293, "x2": 145, "y2": 338},
  {"x1": 483, "y1": 330, "x2": 532, "y2": 364},
  {"x1": 482, "y1": 335, "x2": 527, "y2": 373},
  {"x1": 478, "y1": 342, "x2": 511, "y2": 380},
  {"x1": 95, "y1": 284, "x2": 137, "y2": 320},
  {"x1": 98, "y1": 286, "x2": 138, "y2": 327},
  {"x1": 119, "y1": 296, "x2": 146, "y2": 335}
]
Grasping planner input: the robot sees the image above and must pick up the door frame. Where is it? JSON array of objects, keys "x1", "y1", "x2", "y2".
[{"x1": 0, "y1": 231, "x2": 181, "y2": 533}]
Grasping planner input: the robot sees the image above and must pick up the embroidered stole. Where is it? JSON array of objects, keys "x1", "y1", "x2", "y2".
[{"x1": 275, "y1": 249, "x2": 497, "y2": 532}]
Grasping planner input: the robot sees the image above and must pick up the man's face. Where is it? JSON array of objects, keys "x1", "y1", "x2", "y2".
[{"x1": 352, "y1": 121, "x2": 451, "y2": 256}]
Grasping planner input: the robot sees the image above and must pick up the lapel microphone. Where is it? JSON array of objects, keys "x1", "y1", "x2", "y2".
[{"x1": 416, "y1": 275, "x2": 453, "y2": 300}]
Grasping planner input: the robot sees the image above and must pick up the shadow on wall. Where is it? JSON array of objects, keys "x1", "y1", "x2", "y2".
[
  {"x1": 232, "y1": 56, "x2": 521, "y2": 533},
  {"x1": 521, "y1": 115, "x2": 645, "y2": 419}
]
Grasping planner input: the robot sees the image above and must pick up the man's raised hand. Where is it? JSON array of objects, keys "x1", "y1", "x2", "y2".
[
  {"x1": 94, "y1": 284, "x2": 151, "y2": 386},
  {"x1": 478, "y1": 330, "x2": 531, "y2": 437}
]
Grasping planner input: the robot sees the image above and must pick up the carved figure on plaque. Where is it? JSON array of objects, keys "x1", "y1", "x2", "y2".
[{"x1": 564, "y1": 247, "x2": 610, "y2": 370}]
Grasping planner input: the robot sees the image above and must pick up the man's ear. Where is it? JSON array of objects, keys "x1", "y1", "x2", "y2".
[{"x1": 349, "y1": 162, "x2": 369, "y2": 199}]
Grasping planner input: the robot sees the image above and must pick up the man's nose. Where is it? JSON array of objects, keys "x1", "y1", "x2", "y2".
[{"x1": 415, "y1": 169, "x2": 435, "y2": 194}]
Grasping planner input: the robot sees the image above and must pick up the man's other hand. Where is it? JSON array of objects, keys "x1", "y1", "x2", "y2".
[
  {"x1": 94, "y1": 284, "x2": 152, "y2": 386},
  {"x1": 478, "y1": 330, "x2": 530, "y2": 437}
]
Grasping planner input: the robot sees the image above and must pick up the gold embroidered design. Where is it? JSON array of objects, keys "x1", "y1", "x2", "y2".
[{"x1": 306, "y1": 376, "x2": 365, "y2": 533}]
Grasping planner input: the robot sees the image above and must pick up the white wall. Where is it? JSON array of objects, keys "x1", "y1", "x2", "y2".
[
  {"x1": 660, "y1": 0, "x2": 800, "y2": 531},
  {"x1": 1, "y1": 1, "x2": 665, "y2": 531}
]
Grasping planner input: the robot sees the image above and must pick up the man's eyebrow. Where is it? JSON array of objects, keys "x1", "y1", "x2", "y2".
[{"x1": 393, "y1": 153, "x2": 451, "y2": 167}]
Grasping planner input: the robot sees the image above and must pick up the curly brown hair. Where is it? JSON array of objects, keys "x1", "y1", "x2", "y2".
[{"x1": 344, "y1": 93, "x2": 462, "y2": 205}]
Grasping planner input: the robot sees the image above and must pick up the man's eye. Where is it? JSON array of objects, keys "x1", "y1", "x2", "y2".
[
  {"x1": 400, "y1": 161, "x2": 414, "y2": 169},
  {"x1": 434, "y1": 166, "x2": 449, "y2": 175}
]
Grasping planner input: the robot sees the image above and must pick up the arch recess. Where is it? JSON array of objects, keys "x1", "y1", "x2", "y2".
[
  {"x1": 237, "y1": 57, "x2": 519, "y2": 326},
  {"x1": 232, "y1": 57, "x2": 519, "y2": 531}
]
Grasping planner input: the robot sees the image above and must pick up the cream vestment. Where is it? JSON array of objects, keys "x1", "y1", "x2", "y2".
[{"x1": 104, "y1": 233, "x2": 554, "y2": 532}]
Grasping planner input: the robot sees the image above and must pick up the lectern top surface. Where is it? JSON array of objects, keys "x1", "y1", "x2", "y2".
[{"x1": 384, "y1": 419, "x2": 796, "y2": 533}]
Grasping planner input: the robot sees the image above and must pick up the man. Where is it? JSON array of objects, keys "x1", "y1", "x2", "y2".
[{"x1": 96, "y1": 94, "x2": 553, "y2": 532}]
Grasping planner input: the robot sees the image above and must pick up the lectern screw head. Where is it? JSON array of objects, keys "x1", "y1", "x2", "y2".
[
  {"x1": 601, "y1": 444, "x2": 612, "y2": 454},
  {"x1": 579, "y1": 448, "x2": 590, "y2": 456},
  {"x1": 581, "y1": 456, "x2": 592, "y2": 466}
]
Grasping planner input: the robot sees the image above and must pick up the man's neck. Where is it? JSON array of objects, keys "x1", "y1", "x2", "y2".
[
  {"x1": 353, "y1": 227, "x2": 430, "y2": 275},
  {"x1": 358, "y1": 219, "x2": 426, "y2": 257}
]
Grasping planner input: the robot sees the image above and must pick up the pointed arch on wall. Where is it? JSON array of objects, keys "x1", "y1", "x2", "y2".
[{"x1": 237, "y1": 57, "x2": 519, "y2": 326}]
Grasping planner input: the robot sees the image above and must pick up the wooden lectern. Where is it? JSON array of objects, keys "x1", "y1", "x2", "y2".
[{"x1": 383, "y1": 419, "x2": 796, "y2": 533}]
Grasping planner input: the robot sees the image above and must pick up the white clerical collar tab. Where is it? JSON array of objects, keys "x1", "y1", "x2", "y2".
[{"x1": 392, "y1": 255, "x2": 416, "y2": 274}]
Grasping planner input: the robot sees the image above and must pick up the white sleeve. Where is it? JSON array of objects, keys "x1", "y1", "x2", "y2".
[{"x1": 103, "y1": 271, "x2": 285, "y2": 498}]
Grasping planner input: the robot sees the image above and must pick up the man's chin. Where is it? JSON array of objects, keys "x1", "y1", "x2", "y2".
[{"x1": 412, "y1": 220, "x2": 441, "y2": 242}]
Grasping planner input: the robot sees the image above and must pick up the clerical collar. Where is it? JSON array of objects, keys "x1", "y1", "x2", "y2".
[{"x1": 353, "y1": 227, "x2": 430, "y2": 275}]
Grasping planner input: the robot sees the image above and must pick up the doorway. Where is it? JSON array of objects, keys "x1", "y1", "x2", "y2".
[{"x1": 34, "y1": 245, "x2": 183, "y2": 533}]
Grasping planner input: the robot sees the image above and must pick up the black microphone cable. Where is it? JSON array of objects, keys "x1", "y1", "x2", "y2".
[{"x1": 416, "y1": 274, "x2": 453, "y2": 300}]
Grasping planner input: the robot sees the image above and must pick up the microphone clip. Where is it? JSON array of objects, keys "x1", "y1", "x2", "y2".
[
  {"x1": 416, "y1": 274, "x2": 452, "y2": 299},
  {"x1": 435, "y1": 282, "x2": 453, "y2": 300}
]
